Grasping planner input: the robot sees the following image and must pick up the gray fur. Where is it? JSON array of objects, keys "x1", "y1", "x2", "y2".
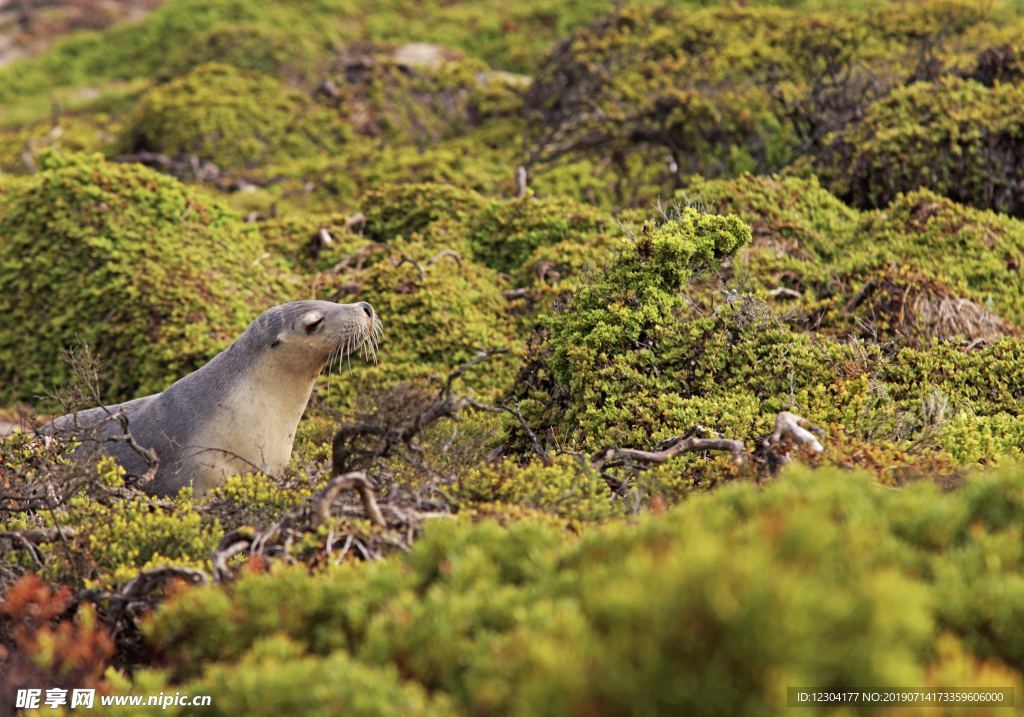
[{"x1": 46, "y1": 300, "x2": 378, "y2": 496}]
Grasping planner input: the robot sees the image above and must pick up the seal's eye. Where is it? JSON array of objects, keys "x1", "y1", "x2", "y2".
[{"x1": 305, "y1": 317, "x2": 324, "y2": 334}]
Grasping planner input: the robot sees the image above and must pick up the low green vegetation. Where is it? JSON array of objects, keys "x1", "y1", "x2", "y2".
[
  {"x1": 0, "y1": 152, "x2": 293, "y2": 405},
  {"x1": 93, "y1": 467, "x2": 1024, "y2": 716},
  {"x1": 121, "y1": 63, "x2": 351, "y2": 169},
  {"x1": 2, "y1": 0, "x2": 1024, "y2": 713}
]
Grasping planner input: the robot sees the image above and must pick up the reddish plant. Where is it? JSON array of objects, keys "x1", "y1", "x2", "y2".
[{"x1": 0, "y1": 575, "x2": 114, "y2": 714}]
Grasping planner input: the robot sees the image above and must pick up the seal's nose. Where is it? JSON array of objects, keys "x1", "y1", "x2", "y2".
[{"x1": 358, "y1": 302, "x2": 374, "y2": 318}]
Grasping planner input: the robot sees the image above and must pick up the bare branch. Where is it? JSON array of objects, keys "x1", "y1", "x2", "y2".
[
  {"x1": 591, "y1": 429, "x2": 745, "y2": 471},
  {"x1": 515, "y1": 165, "x2": 529, "y2": 198},
  {"x1": 764, "y1": 411, "x2": 824, "y2": 455},
  {"x1": 315, "y1": 470, "x2": 386, "y2": 528}
]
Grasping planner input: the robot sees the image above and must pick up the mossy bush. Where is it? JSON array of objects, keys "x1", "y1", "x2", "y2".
[
  {"x1": 511, "y1": 192, "x2": 1024, "y2": 463},
  {"x1": 0, "y1": 0, "x2": 657, "y2": 111},
  {"x1": 121, "y1": 63, "x2": 351, "y2": 169},
  {"x1": 0, "y1": 115, "x2": 116, "y2": 175},
  {"x1": 121, "y1": 466, "x2": 1024, "y2": 717},
  {"x1": 238, "y1": 127, "x2": 522, "y2": 215},
  {"x1": 519, "y1": 208, "x2": 753, "y2": 448},
  {"x1": 319, "y1": 45, "x2": 524, "y2": 144},
  {"x1": 457, "y1": 195, "x2": 615, "y2": 275},
  {"x1": 682, "y1": 174, "x2": 859, "y2": 264},
  {"x1": 815, "y1": 265, "x2": 1020, "y2": 348},
  {"x1": 822, "y1": 77, "x2": 1024, "y2": 215},
  {"x1": 680, "y1": 176, "x2": 1024, "y2": 339},
  {"x1": 0, "y1": 151, "x2": 293, "y2": 404},
  {"x1": 525, "y1": 5, "x2": 799, "y2": 201},
  {"x1": 524, "y1": 2, "x2": 1023, "y2": 206},
  {"x1": 451, "y1": 457, "x2": 626, "y2": 527},
  {"x1": 856, "y1": 189, "x2": 1024, "y2": 327},
  {"x1": 325, "y1": 239, "x2": 522, "y2": 405},
  {"x1": 0, "y1": 457, "x2": 218, "y2": 590},
  {"x1": 159, "y1": 24, "x2": 320, "y2": 82},
  {"x1": 357, "y1": 182, "x2": 617, "y2": 275},
  {"x1": 359, "y1": 182, "x2": 491, "y2": 244}
]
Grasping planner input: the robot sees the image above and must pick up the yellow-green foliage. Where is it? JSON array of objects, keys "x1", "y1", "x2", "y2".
[
  {"x1": 0, "y1": 0, "x2": 656, "y2": 109},
  {"x1": 330, "y1": 240, "x2": 521, "y2": 404},
  {"x1": 682, "y1": 174, "x2": 859, "y2": 264},
  {"x1": 122, "y1": 63, "x2": 351, "y2": 169},
  {"x1": 358, "y1": 181, "x2": 617, "y2": 273},
  {"x1": 682, "y1": 174, "x2": 1024, "y2": 332},
  {"x1": 239, "y1": 128, "x2": 521, "y2": 215},
  {"x1": 522, "y1": 208, "x2": 752, "y2": 448},
  {"x1": 0, "y1": 115, "x2": 116, "y2": 175},
  {"x1": 130, "y1": 467, "x2": 1024, "y2": 716},
  {"x1": 458, "y1": 195, "x2": 616, "y2": 275},
  {"x1": 159, "y1": 23, "x2": 319, "y2": 80},
  {"x1": 322, "y1": 48, "x2": 523, "y2": 144},
  {"x1": 360, "y1": 182, "x2": 491, "y2": 244},
  {"x1": 7, "y1": 2, "x2": 1024, "y2": 711},
  {"x1": 513, "y1": 184, "x2": 1024, "y2": 460},
  {"x1": 451, "y1": 457, "x2": 626, "y2": 526},
  {"x1": 524, "y1": 2, "x2": 1023, "y2": 205},
  {"x1": 117, "y1": 636, "x2": 455, "y2": 717},
  {"x1": 0, "y1": 151, "x2": 293, "y2": 404},
  {"x1": 857, "y1": 190, "x2": 1024, "y2": 326},
  {"x1": 57, "y1": 495, "x2": 216, "y2": 589},
  {"x1": 202, "y1": 473, "x2": 314, "y2": 532},
  {"x1": 824, "y1": 76, "x2": 1024, "y2": 215},
  {"x1": 5, "y1": 459, "x2": 219, "y2": 588}
]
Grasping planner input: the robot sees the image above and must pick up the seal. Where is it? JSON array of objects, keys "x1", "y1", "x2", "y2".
[{"x1": 46, "y1": 300, "x2": 381, "y2": 497}]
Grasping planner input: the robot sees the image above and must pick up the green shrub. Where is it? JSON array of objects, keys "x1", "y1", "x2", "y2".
[
  {"x1": 0, "y1": 115, "x2": 116, "y2": 175},
  {"x1": 110, "y1": 635, "x2": 453, "y2": 717},
  {"x1": 324, "y1": 240, "x2": 522, "y2": 405},
  {"x1": 681, "y1": 174, "x2": 859, "y2": 264},
  {"x1": 159, "y1": 24, "x2": 319, "y2": 81},
  {"x1": 360, "y1": 183, "x2": 490, "y2": 243},
  {"x1": 524, "y1": 2, "x2": 1022, "y2": 206},
  {"x1": 822, "y1": 77, "x2": 1024, "y2": 215},
  {"x1": 451, "y1": 457, "x2": 626, "y2": 526},
  {"x1": 121, "y1": 63, "x2": 351, "y2": 169},
  {"x1": 856, "y1": 189, "x2": 1024, "y2": 327},
  {"x1": 357, "y1": 182, "x2": 616, "y2": 274},
  {"x1": 0, "y1": 152, "x2": 293, "y2": 404},
  {"x1": 319, "y1": 47, "x2": 524, "y2": 144},
  {"x1": 133, "y1": 466, "x2": 1024, "y2": 716},
  {"x1": 519, "y1": 208, "x2": 753, "y2": 448}
]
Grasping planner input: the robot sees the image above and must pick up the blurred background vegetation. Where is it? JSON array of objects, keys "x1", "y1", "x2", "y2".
[{"x1": 3, "y1": 0, "x2": 1024, "y2": 714}]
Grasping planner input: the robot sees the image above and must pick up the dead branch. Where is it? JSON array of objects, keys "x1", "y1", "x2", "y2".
[
  {"x1": 766, "y1": 287, "x2": 802, "y2": 301},
  {"x1": 393, "y1": 254, "x2": 426, "y2": 281},
  {"x1": 71, "y1": 565, "x2": 209, "y2": 649},
  {"x1": 331, "y1": 350, "x2": 509, "y2": 475},
  {"x1": 427, "y1": 249, "x2": 462, "y2": 267},
  {"x1": 590, "y1": 411, "x2": 826, "y2": 482},
  {"x1": 591, "y1": 426, "x2": 745, "y2": 471},
  {"x1": 0, "y1": 528, "x2": 76, "y2": 567},
  {"x1": 764, "y1": 411, "x2": 824, "y2": 455},
  {"x1": 515, "y1": 165, "x2": 529, "y2": 198},
  {"x1": 315, "y1": 470, "x2": 385, "y2": 528},
  {"x1": 345, "y1": 211, "x2": 366, "y2": 233},
  {"x1": 754, "y1": 411, "x2": 826, "y2": 476}
]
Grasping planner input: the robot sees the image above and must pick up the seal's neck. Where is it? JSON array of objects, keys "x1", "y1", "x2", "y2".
[{"x1": 175, "y1": 337, "x2": 324, "y2": 476}]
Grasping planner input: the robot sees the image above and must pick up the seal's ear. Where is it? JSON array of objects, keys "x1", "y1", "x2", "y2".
[
  {"x1": 270, "y1": 333, "x2": 284, "y2": 348},
  {"x1": 301, "y1": 311, "x2": 325, "y2": 334}
]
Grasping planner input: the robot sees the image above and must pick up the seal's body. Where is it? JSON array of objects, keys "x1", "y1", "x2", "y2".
[{"x1": 47, "y1": 300, "x2": 379, "y2": 496}]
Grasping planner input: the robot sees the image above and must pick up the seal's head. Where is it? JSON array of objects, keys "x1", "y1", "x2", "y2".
[{"x1": 242, "y1": 300, "x2": 381, "y2": 377}]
